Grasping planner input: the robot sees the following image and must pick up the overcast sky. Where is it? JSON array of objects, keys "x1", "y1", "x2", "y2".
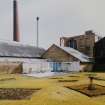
[{"x1": 0, "y1": 0, "x2": 105, "y2": 48}]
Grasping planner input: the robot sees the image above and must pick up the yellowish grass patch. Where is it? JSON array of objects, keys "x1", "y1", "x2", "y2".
[{"x1": 0, "y1": 73, "x2": 104, "y2": 105}]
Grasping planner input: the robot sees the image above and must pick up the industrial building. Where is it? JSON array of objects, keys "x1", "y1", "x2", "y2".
[
  {"x1": 0, "y1": 0, "x2": 46, "y2": 74},
  {"x1": 60, "y1": 30, "x2": 101, "y2": 57},
  {"x1": 0, "y1": 0, "x2": 81, "y2": 74},
  {"x1": 0, "y1": 0, "x2": 97, "y2": 73}
]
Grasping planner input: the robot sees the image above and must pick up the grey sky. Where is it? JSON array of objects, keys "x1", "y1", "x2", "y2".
[{"x1": 0, "y1": 0, "x2": 105, "y2": 48}]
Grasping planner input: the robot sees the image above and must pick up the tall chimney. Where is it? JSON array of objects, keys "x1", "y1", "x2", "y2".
[
  {"x1": 13, "y1": 0, "x2": 19, "y2": 42},
  {"x1": 36, "y1": 17, "x2": 39, "y2": 47}
]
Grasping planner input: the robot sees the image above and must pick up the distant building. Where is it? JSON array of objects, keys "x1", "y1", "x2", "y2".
[
  {"x1": 93, "y1": 37, "x2": 105, "y2": 71},
  {"x1": 60, "y1": 30, "x2": 99, "y2": 57}
]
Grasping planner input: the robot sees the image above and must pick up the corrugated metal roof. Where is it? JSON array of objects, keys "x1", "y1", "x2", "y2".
[
  {"x1": 0, "y1": 40, "x2": 45, "y2": 58},
  {"x1": 58, "y1": 45, "x2": 90, "y2": 62}
]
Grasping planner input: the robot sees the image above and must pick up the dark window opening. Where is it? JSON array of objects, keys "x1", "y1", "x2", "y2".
[{"x1": 68, "y1": 39, "x2": 77, "y2": 49}]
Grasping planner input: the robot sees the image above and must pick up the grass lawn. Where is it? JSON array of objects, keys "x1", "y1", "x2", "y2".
[{"x1": 0, "y1": 73, "x2": 104, "y2": 105}]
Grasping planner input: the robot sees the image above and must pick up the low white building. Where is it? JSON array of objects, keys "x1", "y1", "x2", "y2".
[
  {"x1": 0, "y1": 41, "x2": 82, "y2": 74},
  {"x1": 0, "y1": 40, "x2": 46, "y2": 73}
]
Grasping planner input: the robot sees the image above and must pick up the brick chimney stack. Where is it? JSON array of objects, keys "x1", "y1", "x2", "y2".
[{"x1": 13, "y1": 0, "x2": 19, "y2": 42}]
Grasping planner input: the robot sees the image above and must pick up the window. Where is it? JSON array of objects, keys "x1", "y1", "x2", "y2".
[{"x1": 68, "y1": 39, "x2": 77, "y2": 49}]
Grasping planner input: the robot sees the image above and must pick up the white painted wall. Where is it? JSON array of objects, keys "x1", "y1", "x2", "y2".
[
  {"x1": 61, "y1": 62, "x2": 80, "y2": 72},
  {"x1": 0, "y1": 57, "x2": 80, "y2": 73},
  {"x1": 23, "y1": 61, "x2": 52, "y2": 73}
]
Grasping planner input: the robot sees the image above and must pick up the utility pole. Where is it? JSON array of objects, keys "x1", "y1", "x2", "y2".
[{"x1": 36, "y1": 17, "x2": 39, "y2": 47}]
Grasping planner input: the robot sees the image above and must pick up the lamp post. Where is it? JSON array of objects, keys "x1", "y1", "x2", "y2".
[{"x1": 36, "y1": 17, "x2": 39, "y2": 47}]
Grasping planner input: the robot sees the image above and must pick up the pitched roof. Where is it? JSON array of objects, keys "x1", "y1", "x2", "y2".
[
  {"x1": 56, "y1": 44, "x2": 90, "y2": 62},
  {"x1": 0, "y1": 40, "x2": 45, "y2": 58}
]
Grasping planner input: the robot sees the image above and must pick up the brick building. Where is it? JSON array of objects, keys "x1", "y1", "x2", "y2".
[{"x1": 60, "y1": 30, "x2": 99, "y2": 57}]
